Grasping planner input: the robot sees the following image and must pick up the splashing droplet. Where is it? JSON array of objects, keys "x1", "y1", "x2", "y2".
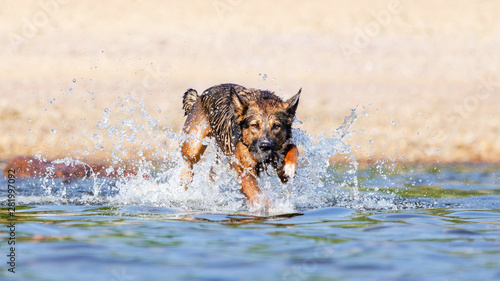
[
  {"x1": 72, "y1": 78, "x2": 76, "y2": 83},
  {"x1": 51, "y1": 129, "x2": 57, "y2": 134},
  {"x1": 262, "y1": 74, "x2": 268, "y2": 81},
  {"x1": 68, "y1": 88, "x2": 73, "y2": 94}
]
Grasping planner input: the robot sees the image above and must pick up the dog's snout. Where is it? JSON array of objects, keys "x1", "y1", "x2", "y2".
[{"x1": 258, "y1": 140, "x2": 273, "y2": 152}]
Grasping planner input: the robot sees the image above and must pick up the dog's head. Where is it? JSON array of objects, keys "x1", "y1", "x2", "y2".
[{"x1": 231, "y1": 87, "x2": 300, "y2": 161}]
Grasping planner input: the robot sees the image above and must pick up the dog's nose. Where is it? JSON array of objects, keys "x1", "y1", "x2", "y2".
[{"x1": 259, "y1": 140, "x2": 273, "y2": 152}]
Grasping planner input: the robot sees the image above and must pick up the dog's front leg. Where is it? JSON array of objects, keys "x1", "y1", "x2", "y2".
[
  {"x1": 180, "y1": 104, "x2": 211, "y2": 189},
  {"x1": 277, "y1": 143, "x2": 299, "y2": 183},
  {"x1": 238, "y1": 172, "x2": 261, "y2": 205},
  {"x1": 234, "y1": 142, "x2": 262, "y2": 206}
]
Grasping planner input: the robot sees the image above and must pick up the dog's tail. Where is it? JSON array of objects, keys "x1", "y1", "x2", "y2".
[{"x1": 182, "y1": 88, "x2": 199, "y2": 116}]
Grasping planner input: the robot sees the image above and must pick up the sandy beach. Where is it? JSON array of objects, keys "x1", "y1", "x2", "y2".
[{"x1": 0, "y1": 0, "x2": 499, "y2": 164}]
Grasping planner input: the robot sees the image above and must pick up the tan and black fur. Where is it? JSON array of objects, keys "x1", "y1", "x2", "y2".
[{"x1": 181, "y1": 83, "x2": 300, "y2": 205}]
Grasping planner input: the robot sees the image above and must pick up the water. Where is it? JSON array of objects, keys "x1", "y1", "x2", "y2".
[
  {"x1": 2, "y1": 97, "x2": 500, "y2": 281},
  {"x1": 1, "y1": 166, "x2": 499, "y2": 281}
]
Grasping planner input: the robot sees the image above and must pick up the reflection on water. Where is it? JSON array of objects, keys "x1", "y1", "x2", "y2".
[
  {"x1": 1, "y1": 201, "x2": 499, "y2": 280},
  {"x1": 1, "y1": 164, "x2": 499, "y2": 281}
]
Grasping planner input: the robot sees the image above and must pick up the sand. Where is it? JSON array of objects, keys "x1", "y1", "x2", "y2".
[{"x1": 1, "y1": 0, "x2": 499, "y2": 164}]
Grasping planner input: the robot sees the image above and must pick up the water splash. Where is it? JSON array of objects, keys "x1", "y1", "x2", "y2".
[
  {"x1": 13, "y1": 94, "x2": 425, "y2": 214},
  {"x1": 91, "y1": 96, "x2": 365, "y2": 214}
]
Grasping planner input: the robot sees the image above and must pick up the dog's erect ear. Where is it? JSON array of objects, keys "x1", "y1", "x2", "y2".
[
  {"x1": 284, "y1": 88, "x2": 301, "y2": 116},
  {"x1": 230, "y1": 86, "x2": 247, "y2": 116}
]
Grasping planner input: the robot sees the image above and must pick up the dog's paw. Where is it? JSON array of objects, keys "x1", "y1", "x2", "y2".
[
  {"x1": 283, "y1": 163, "x2": 296, "y2": 179},
  {"x1": 180, "y1": 169, "x2": 193, "y2": 190}
]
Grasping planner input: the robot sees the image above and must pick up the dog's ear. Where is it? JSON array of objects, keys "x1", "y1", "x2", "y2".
[
  {"x1": 230, "y1": 86, "x2": 247, "y2": 116},
  {"x1": 284, "y1": 88, "x2": 301, "y2": 116}
]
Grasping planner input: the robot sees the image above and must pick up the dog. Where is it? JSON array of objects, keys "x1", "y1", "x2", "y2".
[{"x1": 180, "y1": 83, "x2": 301, "y2": 205}]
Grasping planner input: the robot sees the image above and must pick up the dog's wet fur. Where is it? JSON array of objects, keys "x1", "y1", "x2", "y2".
[{"x1": 181, "y1": 83, "x2": 300, "y2": 205}]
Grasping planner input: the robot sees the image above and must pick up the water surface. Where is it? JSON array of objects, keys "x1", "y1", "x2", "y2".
[{"x1": 1, "y1": 164, "x2": 499, "y2": 281}]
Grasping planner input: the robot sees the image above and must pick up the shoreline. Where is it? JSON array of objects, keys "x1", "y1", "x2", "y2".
[{"x1": 2, "y1": 154, "x2": 499, "y2": 171}]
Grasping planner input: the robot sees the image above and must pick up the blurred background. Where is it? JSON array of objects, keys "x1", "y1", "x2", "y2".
[{"x1": 0, "y1": 0, "x2": 499, "y2": 164}]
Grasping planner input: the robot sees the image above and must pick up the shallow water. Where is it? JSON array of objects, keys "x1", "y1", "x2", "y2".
[{"x1": 1, "y1": 164, "x2": 499, "y2": 281}]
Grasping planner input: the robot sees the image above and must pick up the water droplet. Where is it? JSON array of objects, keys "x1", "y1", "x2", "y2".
[
  {"x1": 92, "y1": 134, "x2": 99, "y2": 139},
  {"x1": 262, "y1": 74, "x2": 268, "y2": 81},
  {"x1": 72, "y1": 78, "x2": 76, "y2": 83},
  {"x1": 104, "y1": 108, "x2": 110, "y2": 113},
  {"x1": 158, "y1": 108, "x2": 161, "y2": 113},
  {"x1": 68, "y1": 87, "x2": 73, "y2": 94},
  {"x1": 51, "y1": 129, "x2": 56, "y2": 134}
]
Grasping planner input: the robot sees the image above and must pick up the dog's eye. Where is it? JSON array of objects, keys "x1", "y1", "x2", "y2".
[
  {"x1": 251, "y1": 123, "x2": 260, "y2": 129},
  {"x1": 272, "y1": 123, "x2": 281, "y2": 130}
]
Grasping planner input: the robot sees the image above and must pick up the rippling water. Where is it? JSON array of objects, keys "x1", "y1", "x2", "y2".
[{"x1": 1, "y1": 164, "x2": 499, "y2": 281}]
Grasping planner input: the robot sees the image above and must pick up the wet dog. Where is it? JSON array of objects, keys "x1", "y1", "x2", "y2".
[{"x1": 180, "y1": 83, "x2": 300, "y2": 205}]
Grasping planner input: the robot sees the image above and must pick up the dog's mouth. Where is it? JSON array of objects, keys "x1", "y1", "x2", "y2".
[
  {"x1": 252, "y1": 140, "x2": 276, "y2": 161},
  {"x1": 254, "y1": 150, "x2": 273, "y2": 163}
]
